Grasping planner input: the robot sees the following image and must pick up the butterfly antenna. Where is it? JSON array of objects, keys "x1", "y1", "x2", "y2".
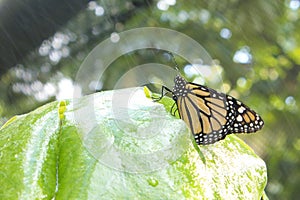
[{"x1": 167, "y1": 51, "x2": 179, "y2": 72}]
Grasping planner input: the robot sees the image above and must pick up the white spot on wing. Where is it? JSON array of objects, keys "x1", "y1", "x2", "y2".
[
  {"x1": 236, "y1": 115, "x2": 243, "y2": 122},
  {"x1": 238, "y1": 106, "x2": 246, "y2": 113}
]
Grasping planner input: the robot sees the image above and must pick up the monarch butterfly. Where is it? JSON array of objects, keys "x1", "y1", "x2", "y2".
[{"x1": 155, "y1": 75, "x2": 264, "y2": 145}]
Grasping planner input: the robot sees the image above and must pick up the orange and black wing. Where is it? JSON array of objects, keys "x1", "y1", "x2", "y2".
[
  {"x1": 175, "y1": 80, "x2": 264, "y2": 145},
  {"x1": 226, "y1": 95, "x2": 264, "y2": 134}
]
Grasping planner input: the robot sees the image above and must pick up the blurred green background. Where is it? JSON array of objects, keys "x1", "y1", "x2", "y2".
[{"x1": 0, "y1": 0, "x2": 299, "y2": 199}]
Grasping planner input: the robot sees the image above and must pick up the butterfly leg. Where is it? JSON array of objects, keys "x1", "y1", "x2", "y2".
[
  {"x1": 152, "y1": 86, "x2": 173, "y2": 102},
  {"x1": 170, "y1": 102, "x2": 179, "y2": 116}
]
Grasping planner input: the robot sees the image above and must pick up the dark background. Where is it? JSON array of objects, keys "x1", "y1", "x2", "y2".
[{"x1": 0, "y1": 0, "x2": 299, "y2": 199}]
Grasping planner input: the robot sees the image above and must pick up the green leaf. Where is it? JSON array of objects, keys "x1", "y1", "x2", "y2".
[
  {"x1": 0, "y1": 87, "x2": 268, "y2": 199},
  {"x1": 0, "y1": 102, "x2": 60, "y2": 199}
]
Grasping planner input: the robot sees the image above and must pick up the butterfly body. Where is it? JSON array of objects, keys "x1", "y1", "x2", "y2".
[{"x1": 170, "y1": 75, "x2": 264, "y2": 145}]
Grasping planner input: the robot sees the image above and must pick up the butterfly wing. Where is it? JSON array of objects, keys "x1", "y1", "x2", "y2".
[
  {"x1": 176, "y1": 82, "x2": 233, "y2": 144},
  {"x1": 226, "y1": 95, "x2": 264, "y2": 134},
  {"x1": 175, "y1": 81, "x2": 263, "y2": 145}
]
